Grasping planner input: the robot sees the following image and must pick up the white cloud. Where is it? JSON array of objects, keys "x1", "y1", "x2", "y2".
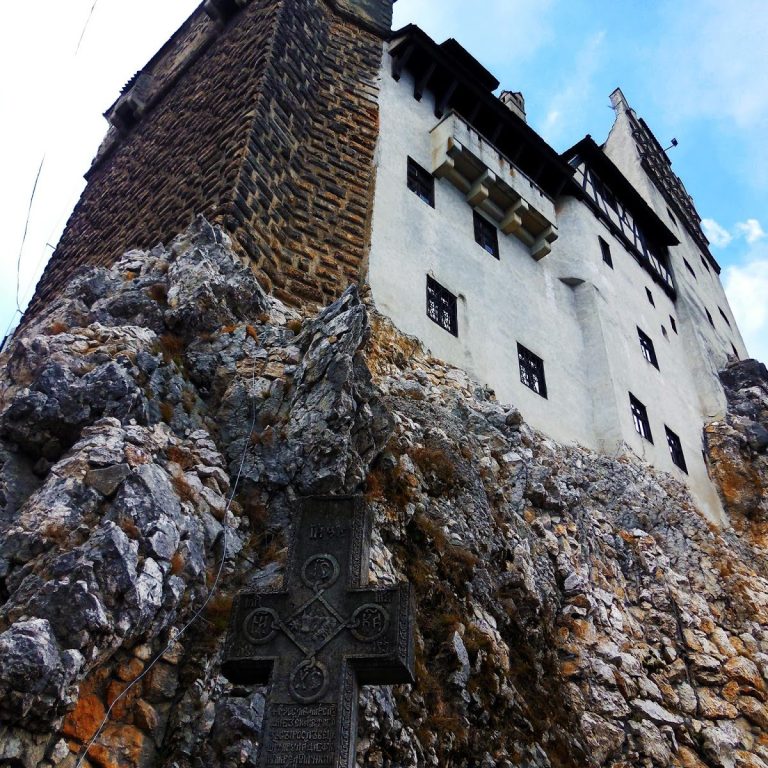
[
  {"x1": 538, "y1": 31, "x2": 606, "y2": 145},
  {"x1": 702, "y1": 218, "x2": 733, "y2": 248},
  {"x1": 723, "y1": 249, "x2": 768, "y2": 365},
  {"x1": 653, "y1": 0, "x2": 768, "y2": 188},
  {"x1": 735, "y1": 218, "x2": 766, "y2": 244}
]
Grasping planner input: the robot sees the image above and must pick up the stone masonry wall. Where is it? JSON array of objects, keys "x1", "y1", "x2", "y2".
[{"x1": 25, "y1": 0, "x2": 388, "y2": 321}]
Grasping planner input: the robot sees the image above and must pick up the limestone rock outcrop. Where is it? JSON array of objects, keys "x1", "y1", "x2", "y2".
[
  {"x1": 1, "y1": 218, "x2": 767, "y2": 768},
  {"x1": 706, "y1": 360, "x2": 768, "y2": 520}
]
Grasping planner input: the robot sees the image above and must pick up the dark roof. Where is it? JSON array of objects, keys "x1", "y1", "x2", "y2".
[
  {"x1": 563, "y1": 136, "x2": 679, "y2": 247},
  {"x1": 389, "y1": 25, "x2": 577, "y2": 200}
]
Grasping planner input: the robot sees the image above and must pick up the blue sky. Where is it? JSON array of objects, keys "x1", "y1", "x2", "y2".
[{"x1": 2, "y1": 0, "x2": 766, "y2": 360}]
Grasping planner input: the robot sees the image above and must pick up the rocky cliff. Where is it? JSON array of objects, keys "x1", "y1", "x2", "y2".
[{"x1": 1, "y1": 219, "x2": 767, "y2": 768}]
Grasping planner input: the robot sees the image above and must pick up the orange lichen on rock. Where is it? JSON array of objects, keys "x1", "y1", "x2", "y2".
[{"x1": 61, "y1": 694, "x2": 106, "y2": 743}]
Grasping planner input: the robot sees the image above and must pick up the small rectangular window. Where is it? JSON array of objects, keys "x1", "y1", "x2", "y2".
[
  {"x1": 718, "y1": 307, "x2": 731, "y2": 328},
  {"x1": 667, "y1": 207, "x2": 677, "y2": 226},
  {"x1": 665, "y1": 426, "x2": 688, "y2": 473},
  {"x1": 646, "y1": 287, "x2": 655, "y2": 307},
  {"x1": 700, "y1": 255, "x2": 711, "y2": 273},
  {"x1": 683, "y1": 258, "x2": 697, "y2": 279},
  {"x1": 426, "y1": 276, "x2": 457, "y2": 336},
  {"x1": 407, "y1": 157, "x2": 435, "y2": 207},
  {"x1": 473, "y1": 211, "x2": 499, "y2": 258},
  {"x1": 705, "y1": 308, "x2": 714, "y2": 326},
  {"x1": 599, "y1": 236, "x2": 613, "y2": 268},
  {"x1": 518, "y1": 344, "x2": 547, "y2": 398},
  {"x1": 637, "y1": 327, "x2": 659, "y2": 368},
  {"x1": 669, "y1": 315, "x2": 677, "y2": 334},
  {"x1": 629, "y1": 393, "x2": 653, "y2": 443}
]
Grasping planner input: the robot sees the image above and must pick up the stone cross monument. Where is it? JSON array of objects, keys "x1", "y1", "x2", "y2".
[{"x1": 222, "y1": 496, "x2": 414, "y2": 767}]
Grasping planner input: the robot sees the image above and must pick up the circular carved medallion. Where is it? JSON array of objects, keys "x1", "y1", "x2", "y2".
[
  {"x1": 350, "y1": 604, "x2": 389, "y2": 642},
  {"x1": 289, "y1": 659, "x2": 329, "y2": 703},
  {"x1": 301, "y1": 553, "x2": 340, "y2": 591},
  {"x1": 243, "y1": 607, "x2": 279, "y2": 645}
]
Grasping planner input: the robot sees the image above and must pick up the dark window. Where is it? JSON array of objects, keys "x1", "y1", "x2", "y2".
[
  {"x1": 407, "y1": 157, "x2": 434, "y2": 207},
  {"x1": 629, "y1": 393, "x2": 653, "y2": 443},
  {"x1": 731, "y1": 343, "x2": 739, "y2": 359},
  {"x1": 705, "y1": 308, "x2": 714, "y2": 326},
  {"x1": 661, "y1": 324, "x2": 668, "y2": 339},
  {"x1": 718, "y1": 307, "x2": 731, "y2": 328},
  {"x1": 646, "y1": 287, "x2": 655, "y2": 307},
  {"x1": 473, "y1": 211, "x2": 499, "y2": 258},
  {"x1": 669, "y1": 315, "x2": 677, "y2": 334},
  {"x1": 667, "y1": 207, "x2": 677, "y2": 226},
  {"x1": 637, "y1": 327, "x2": 659, "y2": 368},
  {"x1": 599, "y1": 236, "x2": 613, "y2": 267},
  {"x1": 665, "y1": 426, "x2": 688, "y2": 473},
  {"x1": 518, "y1": 344, "x2": 547, "y2": 398},
  {"x1": 426, "y1": 276, "x2": 457, "y2": 336},
  {"x1": 683, "y1": 258, "x2": 696, "y2": 279},
  {"x1": 700, "y1": 255, "x2": 711, "y2": 273}
]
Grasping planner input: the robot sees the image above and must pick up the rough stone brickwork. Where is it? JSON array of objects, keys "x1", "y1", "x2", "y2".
[{"x1": 25, "y1": 0, "x2": 389, "y2": 320}]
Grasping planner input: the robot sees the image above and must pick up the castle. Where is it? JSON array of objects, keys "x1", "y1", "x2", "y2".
[{"x1": 26, "y1": 0, "x2": 748, "y2": 519}]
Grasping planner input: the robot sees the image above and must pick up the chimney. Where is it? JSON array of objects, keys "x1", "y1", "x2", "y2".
[{"x1": 500, "y1": 90, "x2": 526, "y2": 122}]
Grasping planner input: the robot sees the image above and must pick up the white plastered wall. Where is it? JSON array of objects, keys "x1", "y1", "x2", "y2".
[{"x1": 367, "y1": 53, "x2": 729, "y2": 520}]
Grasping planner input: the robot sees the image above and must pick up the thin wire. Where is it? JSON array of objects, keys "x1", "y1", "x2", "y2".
[
  {"x1": 74, "y1": 0, "x2": 99, "y2": 56},
  {"x1": 15, "y1": 156, "x2": 46, "y2": 314},
  {"x1": 75, "y1": 352, "x2": 259, "y2": 767}
]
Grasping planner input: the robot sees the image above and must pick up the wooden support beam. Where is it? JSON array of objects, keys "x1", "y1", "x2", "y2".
[
  {"x1": 391, "y1": 44, "x2": 414, "y2": 81},
  {"x1": 435, "y1": 80, "x2": 458, "y2": 118},
  {"x1": 414, "y1": 62, "x2": 437, "y2": 102}
]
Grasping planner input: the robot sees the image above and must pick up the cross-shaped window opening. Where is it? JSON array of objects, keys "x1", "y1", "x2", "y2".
[
  {"x1": 665, "y1": 426, "x2": 688, "y2": 473},
  {"x1": 473, "y1": 210, "x2": 499, "y2": 258},
  {"x1": 629, "y1": 392, "x2": 653, "y2": 443},
  {"x1": 407, "y1": 157, "x2": 435, "y2": 207},
  {"x1": 426, "y1": 276, "x2": 457, "y2": 336},
  {"x1": 599, "y1": 236, "x2": 613, "y2": 268},
  {"x1": 518, "y1": 343, "x2": 547, "y2": 398},
  {"x1": 637, "y1": 327, "x2": 659, "y2": 369}
]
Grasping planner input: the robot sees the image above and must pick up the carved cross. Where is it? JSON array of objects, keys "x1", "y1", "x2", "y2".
[{"x1": 222, "y1": 496, "x2": 414, "y2": 768}]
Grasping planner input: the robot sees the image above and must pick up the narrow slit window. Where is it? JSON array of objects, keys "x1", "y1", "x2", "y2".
[
  {"x1": 669, "y1": 315, "x2": 677, "y2": 334},
  {"x1": 700, "y1": 255, "x2": 711, "y2": 273},
  {"x1": 731, "y1": 343, "x2": 739, "y2": 359},
  {"x1": 426, "y1": 276, "x2": 457, "y2": 336},
  {"x1": 518, "y1": 344, "x2": 547, "y2": 398},
  {"x1": 637, "y1": 327, "x2": 659, "y2": 369},
  {"x1": 705, "y1": 308, "x2": 714, "y2": 326},
  {"x1": 683, "y1": 258, "x2": 696, "y2": 279},
  {"x1": 407, "y1": 157, "x2": 435, "y2": 207},
  {"x1": 599, "y1": 236, "x2": 613, "y2": 268},
  {"x1": 629, "y1": 393, "x2": 653, "y2": 443},
  {"x1": 646, "y1": 287, "x2": 655, "y2": 307},
  {"x1": 473, "y1": 211, "x2": 499, "y2": 258},
  {"x1": 667, "y1": 207, "x2": 677, "y2": 226},
  {"x1": 718, "y1": 307, "x2": 731, "y2": 328},
  {"x1": 665, "y1": 426, "x2": 688, "y2": 473}
]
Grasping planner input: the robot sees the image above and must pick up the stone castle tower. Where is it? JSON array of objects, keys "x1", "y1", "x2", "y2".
[
  {"x1": 29, "y1": 0, "x2": 395, "y2": 316},
  {"x1": 25, "y1": 0, "x2": 750, "y2": 518},
  {"x1": 4, "y1": 3, "x2": 768, "y2": 766}
]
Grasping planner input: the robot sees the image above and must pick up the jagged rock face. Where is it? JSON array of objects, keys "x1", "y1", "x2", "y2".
[
  {"x1": 706, "y1": 360, "x2": 768, "y2": 520},
  {"x1": 2, "y1": 219, "x2": 768, "y2": 768}
]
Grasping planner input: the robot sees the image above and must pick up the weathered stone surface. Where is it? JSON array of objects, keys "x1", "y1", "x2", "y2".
[
  {"x1": 706, "y1": 359, "x2": 768, "y2": 520},
  {"x1": 2, "y1": 223, "x2": 768, "y2": 767}
]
